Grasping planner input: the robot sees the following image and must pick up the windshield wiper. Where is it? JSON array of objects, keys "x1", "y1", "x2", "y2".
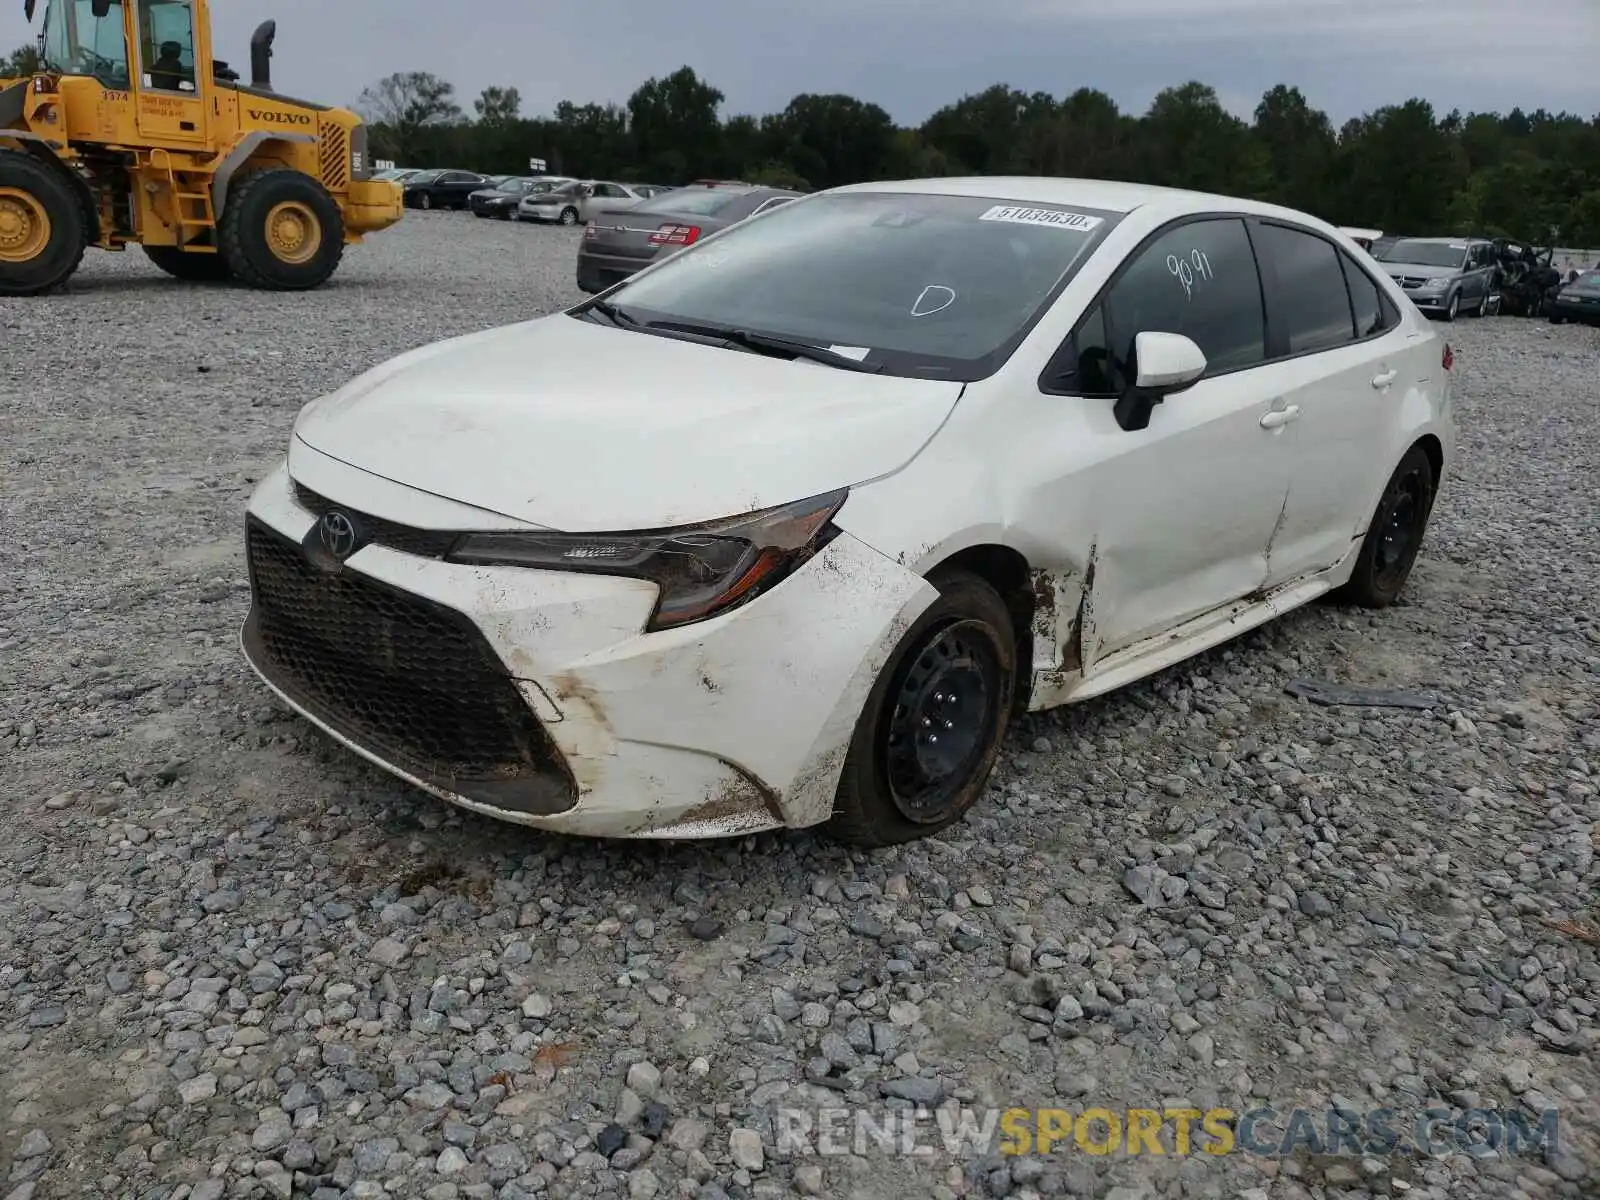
[
  {"x1": 577, "y1": 298, "x2": 640, "y2": 328},
  {"x1": 644, "y1": 320, "x2": 882, "y2": 373}
]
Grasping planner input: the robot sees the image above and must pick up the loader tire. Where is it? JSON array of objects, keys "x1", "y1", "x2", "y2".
[
  {"x1": 220, "y1": 168, "x2": 344, "y2": 291},
  {"x1": 0, "y1": 150, "x2": 87, "y2": 296},
  {"x1": 143, "y1": 245, "x2": 235, "y2": 282}
]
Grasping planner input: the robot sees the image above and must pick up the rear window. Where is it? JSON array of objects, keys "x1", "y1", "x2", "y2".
[
  {"x1": 604, "y1": 191, "x2": 1120, "y2": 381},
  {"x1": 630, "y1": 188, "x2": 748, "y2": 217}
]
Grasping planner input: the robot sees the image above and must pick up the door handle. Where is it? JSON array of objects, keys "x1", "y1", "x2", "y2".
[
  {"x1": 1260, "y1": 406, "x2": 1300, "y2": 429},
  {"x1": 1371, "y1": 369, "x2": 1398, "y2": 389}
]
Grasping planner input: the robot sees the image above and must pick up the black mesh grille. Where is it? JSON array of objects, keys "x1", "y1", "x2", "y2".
[
  {"x1": 244, "y1": 518, "x2": 576, "y2": 814},
  {"x1": 293, "y1": 482, "x2": 460, "y2": 559},
  {"x1": 320, "y1": 123, "x2": 350, "y2": 191}
]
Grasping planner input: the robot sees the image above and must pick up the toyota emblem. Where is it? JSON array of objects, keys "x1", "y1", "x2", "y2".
[{"x1": 319, "y1": 510, "x2": 361, "y2": 560}]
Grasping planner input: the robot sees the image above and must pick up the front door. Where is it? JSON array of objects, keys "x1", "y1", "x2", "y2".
[
  {"x1": 1030, "y1": 216, "x2": 1294, "y2": 664},
  {"x1": 132, "y1": 0, "x2": 206, "y2": 144}
]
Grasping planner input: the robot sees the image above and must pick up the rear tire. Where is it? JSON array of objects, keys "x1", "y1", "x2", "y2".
[
  {"x1": 1336, "y1": 445, "x2": 1437, "y2": 609},
  {"x1": 143, "y1": 244, "x2": 234, "y2": 282},
  {"x1": 825, "y1": 570, "x2": 1016, "y2": 847},
  {"x1": 220, "y1": 168, "x2": 344, "y2": 291},
  {"x1": 0, "y1": 150, "x2": 87, "y2": 297}
]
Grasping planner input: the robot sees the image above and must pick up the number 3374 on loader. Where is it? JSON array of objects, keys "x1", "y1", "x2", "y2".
[{"x1": 0, "y1": 0, "x2": 403, "y2": 295}]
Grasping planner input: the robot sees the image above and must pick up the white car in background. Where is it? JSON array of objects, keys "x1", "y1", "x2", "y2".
[
  {"x1": 241, "y1": 177, "x2": 1455, "y2": 845},
  {"x1": 515, "y1": 180, "x2": 660, "y2": 226}
]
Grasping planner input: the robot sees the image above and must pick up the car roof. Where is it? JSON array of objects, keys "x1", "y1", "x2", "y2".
[{"x1": 824, "y1": 176, "x2": 1365, "y2": 225}]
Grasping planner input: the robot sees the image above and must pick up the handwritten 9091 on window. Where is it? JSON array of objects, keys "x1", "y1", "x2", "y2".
[{"x1": 1168, "y1": 249, "x2": 1215, "y2": 300}]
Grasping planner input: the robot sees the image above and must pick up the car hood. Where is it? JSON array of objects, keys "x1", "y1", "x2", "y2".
[
  {"x1": 1380, "y1": 263, "x2": 1458, "y2": 280},
  {"x1": 292, "y1": 315, "x2": 963, "y2": 532}
]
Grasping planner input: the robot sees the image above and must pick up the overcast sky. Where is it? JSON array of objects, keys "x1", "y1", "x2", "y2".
[{"x1": 4, "y1": 0, "x2": 1595, "y2": 127}]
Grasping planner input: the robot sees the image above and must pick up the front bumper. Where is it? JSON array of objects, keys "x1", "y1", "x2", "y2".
[
  {"x1": 344, "y1": 179, "x2": 404, "y2": 237},
  {"x1": 1406, "y1": 290, "x2": 1453, "y2": 313},
  {"x1": 1549, "y1": 295, "x2": 1600, "y2": 322},
  {"x1": 241, "y1": 454, "x2": 935, "y2": 838}
]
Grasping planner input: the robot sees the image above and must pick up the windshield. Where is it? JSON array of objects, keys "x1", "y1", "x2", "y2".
[
  {"x1": 1379, "y1": 240, "x2": 1468, "y2": 269},
  {"x1": 599, "y1": 191, "x2": 1118, "y2": 382},
  {"x1": 41, "y1": 0, "x2": 130, "y2": 86},
  {"x1": 498, "y1": 179, "x2": 537, "y2": 193}
]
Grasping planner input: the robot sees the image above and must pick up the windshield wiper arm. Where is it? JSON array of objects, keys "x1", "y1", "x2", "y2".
[
  {"x1": 645, "y1": 320, "x2": 883, "y2": 373},
  {"x1": 576, "y1": 298, "x2": 640, "y2": 328}
]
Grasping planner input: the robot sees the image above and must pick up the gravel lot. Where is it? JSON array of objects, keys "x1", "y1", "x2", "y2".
[{"x1": 2, "y1": 212, "x2": 1597, "y2": 1200}]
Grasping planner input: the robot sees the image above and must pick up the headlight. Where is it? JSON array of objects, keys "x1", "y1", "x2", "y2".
[
  {"x1": 1417, "y1": 279, "x2": 1446, "y2": 292},
  {"x1": 447, "y1": 490, "x2": 848, "y2": 631}
]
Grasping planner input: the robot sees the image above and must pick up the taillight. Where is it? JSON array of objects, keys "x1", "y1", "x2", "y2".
[
  {"x1": 649, "y1": 223, "x2": 701, "y2": 246},
  {"x1": 583, "y1": 221, "x2": 598, "y2": 239},
  {"x1": 1442, "y1": 343, "x2": 1454, "y2": 371}
]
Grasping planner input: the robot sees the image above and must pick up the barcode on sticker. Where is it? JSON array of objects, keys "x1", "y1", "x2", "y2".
[{"x1": 979, "y1": 205, "x2": 1103, "y2": 232}]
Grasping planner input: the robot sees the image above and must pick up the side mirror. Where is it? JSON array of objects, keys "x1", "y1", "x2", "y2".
[
  {"x1": 90, "y1": 0, "x2": 114, "y2": 16},
  {"x1": 1114, "y1": 332, "x2": 1207, "y2": 433}
]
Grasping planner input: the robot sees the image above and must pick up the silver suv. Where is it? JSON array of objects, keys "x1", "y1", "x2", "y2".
[{"x1": 1373, "y1": 237, "x2": 1498, "y2": 321}]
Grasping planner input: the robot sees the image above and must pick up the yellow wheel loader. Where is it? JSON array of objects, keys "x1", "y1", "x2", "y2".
[{"x1": 0, "y1": 0, "x2": 402, "y2": 295}]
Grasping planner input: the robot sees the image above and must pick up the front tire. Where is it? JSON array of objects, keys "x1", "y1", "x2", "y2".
[
  {"x1": 220, "y1": 169, "x2": 344, "y2": 291},
  {"x1": 1336, "y1": 445, "x2": 1437, "y2": 609},
  {"x1": 1442, "y1": 292, "x2": 1460, "y2": 322},
  {"x1": 826, "y1": 570, "x2": 1016, "y2": 847},
  {"x1": 143, "y1": 245, "x2": 234, "y2": 282},
  {"x1": 0, "y1": 150, "x2": 87, "y2": 297},
  {"x1": 559, "y1": 206, "x2": 579, "y2": 226}
]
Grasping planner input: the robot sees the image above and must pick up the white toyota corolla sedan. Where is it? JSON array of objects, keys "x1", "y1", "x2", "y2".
[{"x1": 242, "y1": 177, "x2": 1455, "y2": 846}]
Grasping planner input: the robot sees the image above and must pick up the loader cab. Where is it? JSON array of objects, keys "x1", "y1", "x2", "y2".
[{"x1": 35, "y1": 0, "x2": 210, "y2": 143}]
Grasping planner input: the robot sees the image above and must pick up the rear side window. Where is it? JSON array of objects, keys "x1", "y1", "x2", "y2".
[
  {"x1": 1255, "y1": 223, "x2": 1356, "y2": 354},
  {"x1": 1340, "y1": 252, "x2": 1399, "y2": 339}
]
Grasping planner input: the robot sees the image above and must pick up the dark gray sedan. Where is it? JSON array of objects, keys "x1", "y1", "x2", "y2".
[
  {"x1": 576, "y1": 186, "x2": 802, "y2": 294},
  {"x1": 1547, "y1": 269, "x2": 1600, "y2": 325}
]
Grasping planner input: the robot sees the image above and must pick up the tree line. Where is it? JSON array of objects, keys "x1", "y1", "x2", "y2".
[
  {"x1": 7, "y1": 42, "x2": 1597, "y2": 244},
  {"x1": 352, "y1": 67, "x2": 1600, "y2": 246}
]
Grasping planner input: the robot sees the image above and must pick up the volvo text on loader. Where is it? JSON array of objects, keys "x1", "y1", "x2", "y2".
[{"x1": 0, "y1": 0, "x2": 403, "y2": 294}]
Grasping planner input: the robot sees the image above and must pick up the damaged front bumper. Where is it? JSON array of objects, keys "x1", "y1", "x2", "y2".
[{"x1": 240, "y1": 456, "x2": 936, "y2": 838}]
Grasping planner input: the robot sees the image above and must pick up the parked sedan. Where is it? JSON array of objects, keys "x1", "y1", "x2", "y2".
[
  {"x1": 469, "y1": 177, "x2": 553, "y2": 219},
  {"x1": 515, "y1": 180, "x2": 593, "y2": 226},
  {"x1": 403, "y1": 170, "x2": 493, "y2": 211},
  {"x1": 576, "y1": 185, "x2": 801, "y2": 293},
  {"x1": 241, "y1": 177, "x2": 1453, "y2": 845},
  {"x1": 1373, "y1": 236, "x2": 1498, "y2": 320},
  {"x1": 1546, "y1": 269, "x2": 1600, "y2": 325}
]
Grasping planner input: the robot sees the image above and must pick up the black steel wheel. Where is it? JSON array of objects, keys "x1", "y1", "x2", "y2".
[
  {"x1": 1337, "y1": 444, "x2": 1437, "y2": 609},
  {"x1": 827, "y1": 570, "x2": 1016, "y2": 846}
]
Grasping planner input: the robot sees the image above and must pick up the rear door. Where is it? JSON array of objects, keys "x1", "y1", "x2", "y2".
[{"x1": 1249, "y1": 220, "x2": 1430, "y2": 584}]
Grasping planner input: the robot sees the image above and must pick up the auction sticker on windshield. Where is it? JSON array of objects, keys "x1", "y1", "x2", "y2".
[{"x1": 979, "y1": 205, "x2": 1103, "y2": 232}]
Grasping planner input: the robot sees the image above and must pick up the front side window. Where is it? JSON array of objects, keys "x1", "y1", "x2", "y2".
[
  {"x1": 605, "y1": 191, "x2": 1118, "y2": 381},
  {"x1": 1255, "y1": 223, "x2": 1357, "y2": 355},
  {"x1": 1110, "y1": 217, "x2": 1265, "y2": 381},
  {"x1": 138, "y1": 0, "x2": 195, "y2": 92}
]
